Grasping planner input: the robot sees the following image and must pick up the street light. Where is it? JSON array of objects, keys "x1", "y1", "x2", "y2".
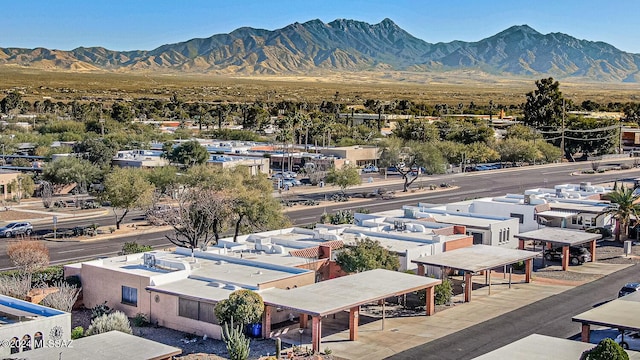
[{"x1": 298, "y1": 328, "x2": 304, "y2": 346}]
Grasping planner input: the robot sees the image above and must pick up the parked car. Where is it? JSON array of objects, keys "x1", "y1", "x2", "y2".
[
  {"x1": 619, "y1": 282, "x2": 640, "y2": 298},
  {"x1": 0, "y1": 222, "x2": 33, "y2": 237},
  {"x1": 615, "y1": 331, "x2": 640, "y2": 350},
  {"x1": 543, "y1": 246, "x2": 591, "y2": 265},
  {"x1": 362, "y1": 165, "x2": 379, "y2": 173}
]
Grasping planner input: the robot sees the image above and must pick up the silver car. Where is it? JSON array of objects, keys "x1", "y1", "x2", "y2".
[{"x1": 0, "y1": 222, "x2": 33, "y2": 237}]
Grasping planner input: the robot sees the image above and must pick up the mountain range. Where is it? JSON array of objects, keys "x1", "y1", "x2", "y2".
[{"x1": 1, "y1": 18, "x2": 639, "y2": 82}]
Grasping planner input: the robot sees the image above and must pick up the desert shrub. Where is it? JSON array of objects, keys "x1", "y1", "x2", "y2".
[
  {"x1": 120, "y1": 241, "x2": 152, "y2": 255},
  {"x1": 85, "y1": 311, "x2": 132, "y2": 336},
  {"x1": 7, "y1": 240, "x2": 50, "y2": 284},
  {"x1": 434, "y1": 277, "x2": 453, "y2": 305},
  {"x1": 71, "y1": 326, "x2": 84, "y2": 340},
  {"x1": 512, "y1": 261, "x2": 525, "y2": 271},
  {"x1": 0, "y1": 274, "x2": 31, "y2": 300},
  {"x1": 40, "y1": 281, "x2": 81, "y2": 312},
  {"x1": 580, "y1": 338, "x2": 628, "y2": 360},
  {"x1": 32, "y1": 266, "x2": 64, "y2": 286},
  {"x1": 91, "y1": 301, "x2": 112, "y2": 320},
  {"x1": 132, "y1": 313, "x2": 150, "y2": 327}
]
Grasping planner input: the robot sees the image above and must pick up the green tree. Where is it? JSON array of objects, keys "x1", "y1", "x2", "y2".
[
  {"x1": 495, "y1": 139, "x2": 539, "y2": 164},
  {"x1": 73, "y1": 138, "x2": 118, "y2": 167},
  {"x1": 8, "y1": 174, "x2": 36, "y2": 200},
  {"x1": 336, "y1": 238, "x2": 400, "y2": 273},
  {"x1": 0, "y1": 92, "x2": 22, "y2": 114},
  {"x1": 600, "y1": 186, "x2": 640, "y2": 242},
  {"x1": 43, "y1": 156, "x2": 100, "y2": 193},
  {"x1": 392, "y1": 119, "x2": 439, "y2": 142},
  {"x1": 523, "y1": 77, "x2": 564, "y2": 130},
  {"x1": 536, "y1": 141, "x2": 563, "y2": 163},
  {"x1": 145, "y1": 166, "x2": 179, "y2": 196},
  {"x1": 325, "y1": 164, "x2": 362, "y2": 194},
  {"x1": 167, "y1": 140, "x2": 209, "y2": 168},
  {"x1": 102, "y1": 167, "x2": 155, "y2": 229},
  {"x1": 231, "y1": 171, "x2": 289, "y2": 242},
  {"x1": 111, "y1": 102, "x2": 134, "y2": 123},
  {"x1": 214, "y1": 290, "x2": 264, "y2": 326},
  {"x1": 379, "y1": 139, "x2": 445, "y2": 192},
  {"x1": 580, "y1": 338, "x2": 628, "y2": 360},
  {"x1": 504, "y1": 124, "x2": 541, "y2": 141}
]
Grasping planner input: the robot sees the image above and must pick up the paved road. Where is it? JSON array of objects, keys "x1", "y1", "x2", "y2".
[
  {"x1": 1, "y1": 160, "x2": 638, "y2": 269},
  {"x1": 388, "y1": 263, "x2": 639, "y2": 360}
]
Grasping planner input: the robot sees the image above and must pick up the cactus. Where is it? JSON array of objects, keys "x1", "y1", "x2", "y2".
[
  {"x1": 221, "y1": 318, "x2": 250, "y2": 360},
  {"x1": 275, "y1": 337, "x2": 281, "y2": 358}
]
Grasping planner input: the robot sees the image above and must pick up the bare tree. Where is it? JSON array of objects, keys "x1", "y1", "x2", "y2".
[
  {"x1": 7, "y1": 240, "x2": 50, "y2": 284},
  {"x1": 157, "y1": 187, "x2": 233, "y2": 255},
  {"x1": 41, "y1": 180, "x2": 53, "y2": 208},
  {"x1": 40, "y1": 281, "x2": 81, "y2": 312}
]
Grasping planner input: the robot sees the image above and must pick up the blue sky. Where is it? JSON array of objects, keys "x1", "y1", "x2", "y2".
[{"x1": 3, "y1": 0, "x2": 640, "y2": 53}]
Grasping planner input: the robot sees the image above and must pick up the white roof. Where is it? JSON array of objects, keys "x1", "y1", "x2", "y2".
[{"x1": 260, "y1": 269, "x2": 440, "y2": 317}]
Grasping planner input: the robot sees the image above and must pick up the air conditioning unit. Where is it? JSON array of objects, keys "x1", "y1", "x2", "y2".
[{"x1": 143, "y1": 253, "x2": 156, "y2": 268}]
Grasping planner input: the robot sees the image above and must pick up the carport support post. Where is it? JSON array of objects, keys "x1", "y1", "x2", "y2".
[
  {"x1": 262, "y1": 306, "x2": 272, "y2": 339},
  {"x1": 581, "y1": 323, "x2": 590, "y2": 342},
  {"x1": 518, "y1": 239, "x2": 525, "y2": 250},
  {"x1": 562, "y1": 245, "x2": 570, "y2": 270},
  {"x1": 299, "y1": 313, "x2": 308, "y2": 329},
  {"x1": 417, "y1": 264, "x2": 425, "y2": 276},
  {"x1": 525, "y1": 259, "x2": 532, "y2": 283},
  {"x1": 349, "y1": 306, "x2": 359, "y2": 341},
  {"x1": 590, "y1": 240, "x2": 596, "y2": 262},
  {"x1": 311, "y1": 316, "x2": 322, "y2": 353},
  {"x1": 425, "y1": 286, "x2": 435, "y2": 315},
  {"x1": 488, "y1": 269, "x2": 492, "y2": 295},
  {"x1": 464, "y1": 272, "x2": 472, "y2": 302}
]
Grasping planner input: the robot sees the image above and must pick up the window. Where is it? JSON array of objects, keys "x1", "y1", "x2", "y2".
[
  {"x1": 178, "y1": 297, "x2": 217, "y2": 324},
  {"x1": 121, "y1": 286, "x2": 137, "y2": 306},
  {"x1": 510, "y1": 213, "x2": 524, "y2": 224}
]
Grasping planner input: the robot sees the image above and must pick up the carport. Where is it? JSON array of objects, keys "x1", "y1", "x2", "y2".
[
  {"x1": 572, "y1": 291, "x2": 640, "y2": 343},
  {"x1": 259, "y1": 269, "x2": 441, "y2": 352},
  {"x1": 411, "y1": 245, "x2": 539, "y2": 303},
  {"x1": 515, "y1": 228, "x2": 600, "y2": 271}
]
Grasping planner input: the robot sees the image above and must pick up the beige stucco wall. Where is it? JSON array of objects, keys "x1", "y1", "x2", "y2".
[
  {"x1": 149, "y1": 291, "x2": 222, "y2": 339},
  {"x1": 80, "y1": 264, "x2": 151, "y2": 318},
  {"x1": 319, "y1": 146, "x2": 379, "y2": 166},
  {"x1": 0, "y1": 172, "x2": 20, "y2": 200}
]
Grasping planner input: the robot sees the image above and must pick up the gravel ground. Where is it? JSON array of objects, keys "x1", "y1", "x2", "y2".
[{"x1": 72, "y1": 309, "x2": 331, "y2": 360}]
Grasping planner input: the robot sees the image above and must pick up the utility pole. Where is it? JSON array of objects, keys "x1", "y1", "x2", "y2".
[{"x1": 560, "y1": 99, "x2": 565, "y2": 162}]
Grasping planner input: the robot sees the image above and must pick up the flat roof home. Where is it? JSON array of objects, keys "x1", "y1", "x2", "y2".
[
  {"x1": 392, "y1": 206, "x2": 521, "y2": 249},
  {"x1": 65, "y1": 249, "x2": 315, "y2": 340},
  {"x1": 0, "y1": 294, "x2": 71, "y2": 357},
  {"x1": 434, "y1": 183, "x2": 613, "y2": 232}
]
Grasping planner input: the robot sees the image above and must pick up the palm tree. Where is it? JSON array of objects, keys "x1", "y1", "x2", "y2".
[{"x1": 600, "y1": 186, "x2": 640, "y2": 242}]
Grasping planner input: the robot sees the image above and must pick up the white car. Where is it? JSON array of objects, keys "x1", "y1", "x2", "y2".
[
  {"x1": 362, "y1": 165, "x2": 379, "y2": 173},
  {"x1": 616, "y1": 331, "x2": 640, "y2": 350}
]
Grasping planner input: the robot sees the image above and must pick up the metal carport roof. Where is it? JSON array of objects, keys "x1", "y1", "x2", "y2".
[
  {"x1": 259, "y1": 269, "x2": 441, "y2": 317},
  {"x1": 411, "y1": 245, "x2": 539, "y2": 273},
  {"x1": 573, "y1": 291, "x2": 640, "y2": 331},
  {"x1": 515, "y1": 227, "x2": 601, "y2": 247}
]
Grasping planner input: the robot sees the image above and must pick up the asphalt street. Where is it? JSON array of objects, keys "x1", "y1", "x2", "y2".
[
  {"x1": 388, "y1": 263, "x2": 640, "y2": 360},
  {"x1": 0, "y1": 159, "x2": 638, "y2": 269}
]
